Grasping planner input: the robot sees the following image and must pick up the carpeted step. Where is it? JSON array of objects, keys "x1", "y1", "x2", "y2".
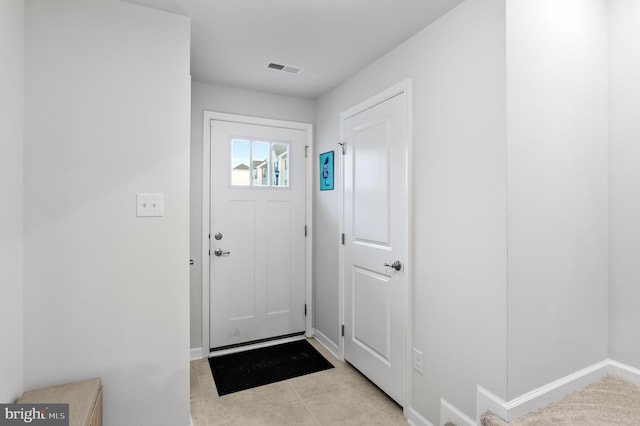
[
  {"x1": 481, "y1": 376, "x2": 640, "y2": 425},
  {"x1": 481, "y1": 411, "x2": 507, "y2": 426}
]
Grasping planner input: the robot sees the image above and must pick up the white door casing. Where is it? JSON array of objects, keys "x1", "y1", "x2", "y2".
[
  {"x1": 202, "y1": 112, "x2": 313, "y2": 355},
  {"x1": 340, "y1": 81, "x2": 411, "y2": 406}
]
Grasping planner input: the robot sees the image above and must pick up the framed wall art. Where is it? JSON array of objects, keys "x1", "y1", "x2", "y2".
[{"x1": 319, "y1": 151, "x2": 334, "y2": 191}]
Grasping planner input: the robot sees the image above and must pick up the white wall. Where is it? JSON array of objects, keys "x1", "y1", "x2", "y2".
[
  {"x1": 0, "y1": 0, "x2": 24, "y2": 404},
  {"x1": 506, "y1": 0, "x2": 609, "y2": 399},
  {"x1": 23, "y1": 1, "x2": 191, "y2": 425},
  {"x1": 316, "y1": 0, "x2": 508, "y2": 421},
  {"x1": 609, "y1": 0, "x2": 640, "y2": 369},
  {"x1": 190, "y1": 81, "x2": 315, "y2": 351}
]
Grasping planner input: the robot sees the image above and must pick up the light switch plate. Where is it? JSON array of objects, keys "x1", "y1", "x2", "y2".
[{"x1": 137, "y1": 193, "x2": 164, "y2": 217}]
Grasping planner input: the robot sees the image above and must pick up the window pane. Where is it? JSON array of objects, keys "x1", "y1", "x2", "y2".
[
  {"x1": 271, "y1": 143, "x2": 289, "y2": 187},
  {"x1": 252, "y1": 141, "x2": 270, "y2": 187},
  {"x1": 231, "y1": 139, "x2": 250, "y2": 186}
]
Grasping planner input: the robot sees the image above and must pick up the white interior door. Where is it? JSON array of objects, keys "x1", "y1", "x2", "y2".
[
  {"x1": 209, "y1": 120, "x2": 307, "y2": 350},
  {"x1": 342, "y1": 89, "x2": 408, "y2": 405}
]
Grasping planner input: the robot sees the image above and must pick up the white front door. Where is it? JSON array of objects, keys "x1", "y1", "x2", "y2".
[
  {"x1": 342, "y1": 86, "x2": 409, "y2": 405},
  {"x1": 209, "y1": 119, "x2": 307, "y2": 350}
]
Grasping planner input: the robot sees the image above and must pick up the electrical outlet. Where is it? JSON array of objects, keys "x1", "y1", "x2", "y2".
[
  {"x1": 137, "y1": 193, "x2": 164, "y2": 217},
  {"x1": 413, "y1": 348, "x2": 424, "y2": 374}
]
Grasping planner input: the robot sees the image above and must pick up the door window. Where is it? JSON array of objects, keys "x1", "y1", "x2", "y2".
[
  {"x1": 231, "y1": 139, "x2": 250, "y2": 186},
  {"x1": 230, "y1": 138, "x2": 290, "y2": 188},
  {"x1": 271, "y1": 143, "x2": 289, "y2": 187}
]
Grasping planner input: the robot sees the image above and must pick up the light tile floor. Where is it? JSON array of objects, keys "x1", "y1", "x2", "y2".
[{"x1": 190, "y1": 338, "x2": 408, "y2": 426}]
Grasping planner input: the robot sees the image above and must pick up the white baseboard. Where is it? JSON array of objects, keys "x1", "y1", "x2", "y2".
[
  {"x1": 477, "y1": 359, "x2": 640, "y2": 423},
  {"x1": 190, "y1": 347, "x2": 204, "y2": 361},
  {"x1": 313, "y1": 328, "x2": 341, "y2": 360},
  {"x1": 440, "y1": 398, "x2": 475, "y2": 426},
  {"x1": 406, "y1": 407, "x2": 435, "y2": 426},
  {"x1": 477, "y1": 384, "x2": 508, "y2": 424},
  {"x1": 608, "y1": 359, "x2": 640, "y2": 386},
  {"x1": 477, "y1": 360, "x2": 609, "y2": 422}
]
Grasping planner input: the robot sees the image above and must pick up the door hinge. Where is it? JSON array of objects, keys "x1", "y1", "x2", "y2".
[
  {"x1": 305, "y1": 145, "x2": 309, "y2": 158},
  {"x1": 208, "y1": 233, "x2": 211, "y2": 239},
  {"x1": 341, "y1": 233, "x2": 345, "y2": 245},
  {"x1": 339, "y1": 141, "x2": 346, "y2": 155},
  {"x1": 304, "y1": 304, "x2": 307, "y2": 316},
  {"x1": 208, "y1": 249, "x2": 211, "y2": 256},
  {"x1": 341, "y1": 324, "x2": 345, "y2": 337},
  {"x1": 305, "y1": 225, "x2": 308, "y2": 237}
]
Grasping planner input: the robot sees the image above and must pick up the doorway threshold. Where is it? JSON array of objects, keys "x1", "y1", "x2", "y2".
[{"x1": 209, "y1": 331, "x2": 306, "y2": 357}]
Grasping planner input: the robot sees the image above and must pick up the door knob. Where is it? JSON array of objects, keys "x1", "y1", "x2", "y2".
[
  {"x1": 384, "y1": 261, "x2": 402, "y2": 271},
  {"x1": 214, "y1": 248, "x2": 231, "y2": 257}
]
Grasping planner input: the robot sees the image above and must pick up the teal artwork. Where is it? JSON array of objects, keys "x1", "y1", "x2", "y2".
[{"x1": 319, "y1": 151, "x2": 334, "y2": 191}]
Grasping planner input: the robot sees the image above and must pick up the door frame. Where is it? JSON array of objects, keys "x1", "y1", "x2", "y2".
[
  {"x1": 338, "y1": 79, "x2": 413, "y2": 407},
  {"x1": 201, "y1": 111, "x2": 314, "y2": 357}
]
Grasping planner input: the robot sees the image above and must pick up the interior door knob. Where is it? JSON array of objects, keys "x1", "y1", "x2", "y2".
[
  {"x1": 214, "y1": 248, "x2": 231, "y2": 257},
  {"x1": 384, "y1": 261, "x2": 402, "y2": 271}
]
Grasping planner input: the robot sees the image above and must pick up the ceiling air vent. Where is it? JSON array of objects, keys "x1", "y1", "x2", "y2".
[{"x1": 266, "y1": 62, "x2": 302, "y2": 75}]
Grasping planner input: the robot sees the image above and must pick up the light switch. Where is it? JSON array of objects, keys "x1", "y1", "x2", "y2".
[{"x1": 137, "y1": 193, "x2": 164, "y2": 217}]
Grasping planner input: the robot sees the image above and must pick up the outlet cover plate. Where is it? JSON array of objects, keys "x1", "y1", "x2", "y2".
[
  {"x1": 413, "y1": 348, "x2": 424, "y2": 374},
  {"x1": 137, "y1": 193, "x2": 164, "y2": 217}
]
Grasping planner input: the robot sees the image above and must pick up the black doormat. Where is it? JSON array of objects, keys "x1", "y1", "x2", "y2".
[{"x1": 208, "y1": 339, "x2": 334, "y2": 396}]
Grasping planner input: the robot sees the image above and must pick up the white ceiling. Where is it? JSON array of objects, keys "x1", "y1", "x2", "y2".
[{"x1": 123, "y1": 0, "x2": 464, "y2": 99}]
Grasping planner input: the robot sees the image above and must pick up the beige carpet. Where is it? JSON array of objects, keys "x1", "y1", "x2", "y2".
[{"x1": 481, "y1": 376, "x2": 640, "y2": 425}]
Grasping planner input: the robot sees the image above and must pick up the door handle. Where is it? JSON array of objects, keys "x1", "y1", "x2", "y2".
[
  {"x1": 214, "y1": 248, "x2": 231, "y2": 257},
  {"x1": 384, "y1": 261, "x2": 402, "y2": 271}
]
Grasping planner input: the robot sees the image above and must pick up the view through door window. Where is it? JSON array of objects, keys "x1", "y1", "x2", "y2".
[{"x1": 231, "y1": 138, "x2": 290, "y2": 188}]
